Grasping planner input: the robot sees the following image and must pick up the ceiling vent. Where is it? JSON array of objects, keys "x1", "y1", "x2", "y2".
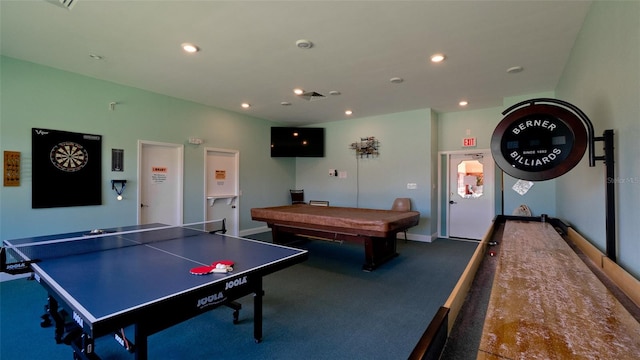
[
  {"x1": 48, "y1": 0, "x2": 78, "y2": 10},
  {"x1": 298, "y1": 91, "x2": 326, "y2": 101}
]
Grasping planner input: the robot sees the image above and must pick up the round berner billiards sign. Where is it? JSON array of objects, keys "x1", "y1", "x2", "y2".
[{"x1": 491, "y1": 103, "x2": 587, "y2": 181}]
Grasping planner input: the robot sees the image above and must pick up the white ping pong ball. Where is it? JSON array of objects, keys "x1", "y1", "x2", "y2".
[{"x1": 117, "y1": 195, "x2": 123, "y2": 201}]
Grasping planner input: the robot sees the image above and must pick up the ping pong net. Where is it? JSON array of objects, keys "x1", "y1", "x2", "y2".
[{"x1": 1, "y1": 219, "x2": 227, "y2": 275}]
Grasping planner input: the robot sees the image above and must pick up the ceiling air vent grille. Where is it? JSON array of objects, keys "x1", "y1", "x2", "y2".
[
  {"x1": 298, "y1": 91, "x2": 326, "y2": 101},
  {"x1": 49, "y1": 0, "x2": 77, "y2": 10}
]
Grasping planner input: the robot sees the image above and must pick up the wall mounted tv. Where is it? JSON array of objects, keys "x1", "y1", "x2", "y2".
[{"x1": 271, "y1": 127, "x2": 325, "y2": 157}]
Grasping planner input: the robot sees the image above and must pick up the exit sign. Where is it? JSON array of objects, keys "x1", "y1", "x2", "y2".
[{"x1": 462, "y1": 137, "x2": 477, "y2": 147}]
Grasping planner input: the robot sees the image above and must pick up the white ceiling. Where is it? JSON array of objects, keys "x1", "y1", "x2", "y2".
[{"x1": 0, "y1": 0, "x2": 592, "y2": 125}]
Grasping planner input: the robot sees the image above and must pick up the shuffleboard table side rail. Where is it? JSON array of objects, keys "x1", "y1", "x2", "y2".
[
  {"x1": 477, "y1": 219, "x2": 640, "y2": 359},
  {"x1": 407, "y1": 216, "x2": 498, "y2": 360},
  {"x1": 536, "y1": 215, "x2": 640, "y2": 310},
  {"x1": 409, "y1": 214, "x2": 640, "y2": 360},
  {"x1": 406, "y1": 306, "x2": 449, "y2": 360},
  {"x1": 564, "y1": 225, "x2": 640, "y2": 309}
]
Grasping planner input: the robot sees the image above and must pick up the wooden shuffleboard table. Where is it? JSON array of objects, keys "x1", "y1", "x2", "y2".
[
  {"x1": 477, "y1": 220, "x2": 640, "y2": 359},
  {"x1": 251, "y1": 204, "x2": 420, "y2": 271}
]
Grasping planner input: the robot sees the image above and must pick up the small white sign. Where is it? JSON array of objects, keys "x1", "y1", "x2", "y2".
[{"x1": 512, "y1": 179, "x2": 534, "y2": 195}]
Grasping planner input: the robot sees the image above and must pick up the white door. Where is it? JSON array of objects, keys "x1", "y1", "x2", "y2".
[
  {"x1": 138, "y1": 141, "x2": 184, "y2": 225},
  {"x1": 205, "y1": 148, "x2": 239, "y2": 236},
  {"x1": 448, "y1": 152, "x2": 494, "y2": 239}
]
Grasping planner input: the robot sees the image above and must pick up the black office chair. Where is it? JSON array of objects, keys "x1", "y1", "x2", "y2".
[{"x1": 290, "y1": 189, "x2": 305, "y2": 204}]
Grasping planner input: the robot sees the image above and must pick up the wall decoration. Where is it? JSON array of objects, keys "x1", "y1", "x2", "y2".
[
  {"x1": 112, "y1": 148, "x2": 124, "y2": 171},
  {"x1": 32, "y1": 128, "x2": 102, "y2": 208},
  {"x1": 3, "y1": 151, "x2": 21, "y2": 186},
  {"x1": 350, "y1": 136, "x2": 380, "y2": 158}
]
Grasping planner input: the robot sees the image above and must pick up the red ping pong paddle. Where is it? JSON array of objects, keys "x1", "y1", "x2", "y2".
[
  {"x1": 189, "y1": 260, "x2": 235, "y2": 275},
  {"x1": 190, "y1": 265, "x2": 216, "y2": 275}
]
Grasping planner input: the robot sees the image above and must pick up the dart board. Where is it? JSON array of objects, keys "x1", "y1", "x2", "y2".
[
  {"x1": 50, "y1": 141, "x2": 89, "y2": 172},
  {"x1": 32, "y1": 128, "x2": 102, "y2": 208}
]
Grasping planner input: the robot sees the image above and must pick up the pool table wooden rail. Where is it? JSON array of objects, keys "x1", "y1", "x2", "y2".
[{"x1": 251, "y1": 204, "x2": 420, "y2": 271}]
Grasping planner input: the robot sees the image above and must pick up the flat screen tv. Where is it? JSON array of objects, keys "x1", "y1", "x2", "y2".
[{"x1": 271, "y1": 127, "x2": 325, "y2": 157}]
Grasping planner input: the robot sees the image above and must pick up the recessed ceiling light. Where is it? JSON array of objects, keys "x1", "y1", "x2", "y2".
[
  {"x1": 241, "y1": 103, "x2": 251, "y2": 109},
  {"x1": 459, "y1": 100, "x2": 469, "y2": 107},
  {"x1": 89, "y1": 54, "x2": 103, "y2": 60},
  {"x1": 293, "y1": 88, "x2": 304, "y2": 95},
  {"x1": 281, "y1": 101, "x2": 292, "y2": 106},
  {"x1": 295, "y1": 39, "x2": 313, "y2": 49},
  {"x1": 345, "y1": 110, "x2": 353, "y2": 115},
  {"x1": 329, "y1": 90, "x2": 341, "y2": 96},
  {"x1": 430, "y1": 53, "x2": 446, "y2": 63},
  {"x1": 390, "y1": 77, "x2": 404, "y2": 84},
  {"x1": 181, "y1": 43, "x2": 200, "y2": 53},
  {"x1": 507, "y1": 66, "x2": 524, "y2": 74}
]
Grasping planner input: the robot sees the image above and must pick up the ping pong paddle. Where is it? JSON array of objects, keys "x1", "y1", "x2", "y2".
[
  {"x1": 190, "y1": 265, "x2": 217, "y2": 275},
  {"x1": 189, "y1": 260, "x2": 234, "y2": 275},
  {"x1": 212, "y1": 260, "x2": 234, "y2": 268}
]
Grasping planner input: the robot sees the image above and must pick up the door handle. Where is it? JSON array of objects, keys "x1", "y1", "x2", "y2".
[
  {"x1": 449, "y1": 200, "x2": 457, "y2": 204},
  {"x1": 141, "y1": 203, "x2": 149, "y2": 208}
]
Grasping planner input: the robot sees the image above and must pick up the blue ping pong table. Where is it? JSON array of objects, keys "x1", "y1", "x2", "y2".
[{"x1": 1, "y1": 223, "x2": 308, "y2": 360}]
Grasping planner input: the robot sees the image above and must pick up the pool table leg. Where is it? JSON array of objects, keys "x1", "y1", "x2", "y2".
[
  {"x1": 270, "y1": 227, "x2": 298, "y2": 245},
  {"x1": 362, "y1": 236, "x2": 399, "y2": 271}
]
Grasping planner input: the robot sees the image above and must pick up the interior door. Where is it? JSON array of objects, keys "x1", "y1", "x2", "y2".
[
  {"x1": 448, "y1": 152, "x2": 494, "y2": 239},
  {"x1": 205, "y1": 148, "x2": 239, "y2": 236},
  {"x1": 138, "y1": 141, "x2": 184, "y2": 225}
]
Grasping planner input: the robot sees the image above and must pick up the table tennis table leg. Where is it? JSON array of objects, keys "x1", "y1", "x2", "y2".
[
  {"x1": 134, "y1": 324, "x2": 148, "y2": 360},
  {"x1": 45, "y1": 296, "x2": 65, "y2": 344},
  {"x1": 226, "y1": 301, "x2": 241, "y2": 324},
  {"x1": 253, "y1": 277, "x2": 264, "y2": 343}
]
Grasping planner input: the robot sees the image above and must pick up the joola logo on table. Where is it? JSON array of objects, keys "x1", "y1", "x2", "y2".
[
  {"x1": 5, "y1": 262, "x2": 28, "y2": 271},
  {"x1": 73, "y1": 311, "x2": 84, "y2": 328},
  {"x1": 225, "y1": 276, "x2": 247, "y2": 290},
  {"x1": 114, "y1": 333, "x2": 126, "y2": 347},
  {"x1": 197, "y1": 292, "x2": 225, "y2": 309},
  {"x1": 196, "y1": 276, "x2": 247, "y2": 309}
]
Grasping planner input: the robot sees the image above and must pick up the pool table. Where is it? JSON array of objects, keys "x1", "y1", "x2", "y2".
[{"x1": 251, "y1": 204, "x2": 420, "y2": 271}]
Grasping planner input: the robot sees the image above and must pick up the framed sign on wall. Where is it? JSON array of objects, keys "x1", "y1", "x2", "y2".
[
  {"x1": 491, "y1": 98, "x2": 617, "y2": 261},
  {"x1": 491, "y1": 102, "x2": 588, "y2": 181}
]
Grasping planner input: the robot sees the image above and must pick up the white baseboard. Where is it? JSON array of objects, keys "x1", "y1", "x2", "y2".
[
  {"x1": 239, "y1": 226, "x2": 270, "y2": 237},
  {"x1": 402, "y1": 232, "x2": 432, "y2": 243}
]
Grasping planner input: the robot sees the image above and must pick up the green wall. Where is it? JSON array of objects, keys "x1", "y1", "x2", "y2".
[
  {"x1": 437, "y1": 94, "x2": 557, "y2": 218},
  {"x1": 0, "y1": 56, "x2": 294, "y2": 239},
  {"x1": 555, "y1": 1, "x2": 640, "y2": 278},
  {"x1": 295, "y1": 109, "x2": 435, "y2": 239}
]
